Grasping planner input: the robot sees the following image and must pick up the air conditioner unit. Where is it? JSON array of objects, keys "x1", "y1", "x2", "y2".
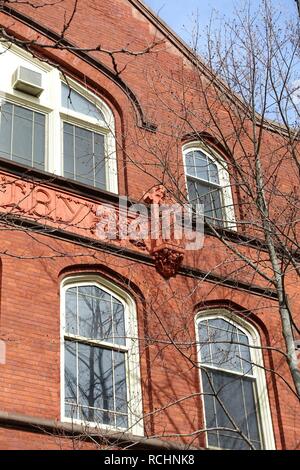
[{"x1": 12, "y1": 66, "x2": 43, "y2": 97}]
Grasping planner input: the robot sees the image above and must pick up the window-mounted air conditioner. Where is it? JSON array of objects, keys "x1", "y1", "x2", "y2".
[{"x1": 12, "y1": 66, "x2": 44, "y2": 97}]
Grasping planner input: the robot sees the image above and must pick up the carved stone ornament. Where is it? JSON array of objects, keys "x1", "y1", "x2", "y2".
[
  {"x1": 151, "y1": 244, "x2": 185, "y2": 279},
  {"x1": 142, "y1": 185, "x2": 185, "y2": 279},
  {"x1": 143, "y1": 185, "x2": 166, "y2": 205}
]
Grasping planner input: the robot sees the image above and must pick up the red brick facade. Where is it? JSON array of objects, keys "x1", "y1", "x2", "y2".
[{"x1": 0, "y1": 0, "x2": 299, "y2": 450}]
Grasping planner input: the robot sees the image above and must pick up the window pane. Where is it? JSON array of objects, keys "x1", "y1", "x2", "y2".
[
  {"x1": 12, "y1": 105, "x2": 33, "y2": 166},
  {"x1": 33, "y1": 112, "x2": 45, "y2": 168},
  {"x1": 78, "y1": 344, "x2": 114, "y2": 419},
  {"x1": 198, "y1": 321, "x2": 211, "y2": 363},
  {"x1": 187, "y1": 179, "x2": 213, "y2": 213},
  {"x1": 0, "y1": 102, "x2": 12, "y2": 158},
  {"x1": 194, "y1": 151, "x2": 209, "y2": 180},
  {"x1": 61, "y1": 83, "x2": 105, "y2": 121},
  {"x1": 65, "y1": 288, "x2": 77, "y2": 335},
  {"x1": 63, "y1": 123, "x2": 74, "y2": 179},
  {"x1": 243, "y1": 379, "x2": 261, "y2": 444},
  {"x1": 114, "y1": 351, "x2": 128, "y2": 416},
  {"x1": 239, "y1": 333, "x2": 252, "y2": 375},
  {"x1": 66, "y1": 343, "x2": 128, "y2": 428},
  {"x1": 64, "y1": 341, "x2": 77, "y2": 409},
  {"x1": 96, "y1": 299, "x2": 113, "y2": 342},
  {"x1": 68, "y1": 285, "x2": 125, "y2": 345},
  {"x1": 185, "y1": 151, "x2": 196, "y2": 177},
  {"x1": 209, "y1": 326, "x2": 241, "y2": 372},
  {"x1": 210, "y1": 188, "x2": 223, "y2": 223},
  {"x1": 77, "y1": 287, "x2": 112, "y2": 342},
  {"x1": 201, "y1": 368, "x2": 262, "y2": 450},
  {"x1": 63, "y1": 123, "x2": 106, "y2": 189},
  {"x1": 202, "y1": 370, "x2": 218, "y2": 429},
  {"x1": 94, "y1": 132, "x2": 106, "y2": 189},
  {"x1": 75, "y1": 126, "x2": 94, "y2": 186},
  {"x1": 113, "y1": 301, "x2": 126, "y2": 346},
  {"x1": 201, "y1": 319, "x2": 253, "y2": 375},
  {"x1": 0, "y1": 102, "x2": 45, "y2": 170},
  {"x1": 209, "y1": 160, "x2": 220, "y2": 184}
]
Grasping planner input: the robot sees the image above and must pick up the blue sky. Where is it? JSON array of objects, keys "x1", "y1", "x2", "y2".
[{"x1": 144, "y1": 0, "x2": 297, "y2": 44}]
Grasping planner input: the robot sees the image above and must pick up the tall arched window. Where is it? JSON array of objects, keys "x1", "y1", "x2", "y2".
[
  {"x1": 0, "y1": 43, "x2": 118, "y2": 193},
  {"x1": 61, "y1": 276, "x2": 143, "y2": 435},
  {"x1": 183, "y1": 143, "x2": 235, "y2": 228},
  {"x1": 196, "y1": 310, "x2": 275, "y2": 450}
]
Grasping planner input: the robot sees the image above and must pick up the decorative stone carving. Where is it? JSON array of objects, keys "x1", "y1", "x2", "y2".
[
  {"x1": 151, "y1": 243, "x2": 184, "y2": 279},
  {"x1": 143, "y1": 185, "x2": 185, "y2": 279},
  {"x1": 143, "y1": 185, "x2": 166, "y2": 205}
]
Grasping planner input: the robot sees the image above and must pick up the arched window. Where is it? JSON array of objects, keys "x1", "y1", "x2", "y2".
[
  {"x1": 196, "y1": 310, "x2": 275, "y2": 450},
  {"x1": 183, "y1": 143, "x2": 235, "y2": 228},
  {"x1": 61, "y1": 276, "x2": 143, "y2": 435},
  {"x1": 0, "y1": 44, "x2": 117, "y2": 193}
]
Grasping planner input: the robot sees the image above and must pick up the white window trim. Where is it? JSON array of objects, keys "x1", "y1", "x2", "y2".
[
  {"x1": 183, "y1": 142, "x2": 236, "y2": 230},
  {"x1": 60, "y1": 275, "x2": 144, "y2": 437},
  {"x1": 195, "y1": 309, "x2": 275, "y2": 450},
  {"x1": 0, "y1": 44, "x2": 118, "y2": 194}
]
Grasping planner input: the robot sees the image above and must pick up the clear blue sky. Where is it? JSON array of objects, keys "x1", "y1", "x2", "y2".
[{"x1": 144, "y1": 0, "x2": 297, "y2": 44}]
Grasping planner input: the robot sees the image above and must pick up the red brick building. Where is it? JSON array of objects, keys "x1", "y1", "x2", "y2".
[{"x1": 0, "y1": 0, "x2": 299, "y2": 450}]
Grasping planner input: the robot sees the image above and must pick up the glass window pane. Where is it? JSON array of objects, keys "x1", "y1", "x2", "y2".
[
  {"x1": 65, "y1": 402, "x2": 78, "y2": 421},
  {"x1": 196, "y1": 182, "x2": 213, "y2": 214},
  {"x1": 207, "y1": 318, "x2": 235, "y2": 332},
  {"x1": 116, "y1": 413, "x2": 129, "y2": 429},
  {"x1": 96, "y1": 299, "x2": 113, "y2": 343},
  {"x1": 187, "y1": 179, "x2": 211, "y2": 213},
  {"x1": 207, "y1": 431, "x2": 219, "y2": 448},
  {"x1": 239, "y1": 333, "x2": 252, "y2": 375},
  {"x1": 243, "y1": 379, "x2": 261, "y2": 445},
  {"x1": 114, "y1": 351, "x2": 128, "y2": 415},
  {"x1": 75, "y1": 126, "x2": 94, "y2": 186},
  {"x1": 113, "y1": 301, "x2": 126, "y2": 346},
  {"x1": 65, "y1": 288, "x2": 77, "y2": 335},
  {"x1": 219, "y1": 433, "x2": 251, "y2": 450},
  {"x1": 63, "y1": 123, "x2": 74, "y2": 179},
  {"x1": 0, "y1": 103, "x2": 45, "y2": 170},
  {"x1": 12, "y1": 105, "x2": 33, "y2": 166},
  {"x1": 198, "y1": 321, "x2": 211, "y2": 363},
  {"x1": 185, "y1": 151, "x2": 196, "y2": 177},
  {"x1": 33, "y1": 112, "x2": 45, "y2": 169},
  {"x1": 61, "y1": 83, "x2": 105, "y2": 121},
  {"x1": 0, "y1": 102, "x2": 13, "y2": 158},
  {"x1": 78, "y1": 293, "x2": 97, "y2": 339},
  {"x1": 194, "y1": 151, "x2": 209, "y2": 180},
  {"x1": 201, "y1": 368, "x2": 262, "y2": 450},
  {"x1": 78, "y1": 285, "x2": 93, "y2": 297},
  {"x1": 209, "y1": 160, "x2": 220, "y2": 184},
  {"x1": 209, "y1": 326, "x2": 241, "y2": 372},
  {"x1": 78, "y1": 293, "x2": 113, "y2": 342},
  {"x1": 75, "y1": 286, "x2": 123, "y2": 344},
  {"x1": 202, "y1": 370, "x2": 218, "y2": 429},
  {"x1": 64, "y1": 341, "x2": 77, "y2": 407},
  {"x1": 64, "y1": 124, "x2": 107, "y2": 189},
  {"x1": 94, "y1": 133, "x2": 106, "y2": 189},
  {"x1": 210, "y1": 188, "x2": 223, "y2": 222},
  {"x1": 78, "y1": 344, "x2": 114, "y2": 415}
]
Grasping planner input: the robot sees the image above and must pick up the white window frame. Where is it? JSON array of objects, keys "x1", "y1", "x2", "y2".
[
  {"x1": 60, "y1": 275, "x2": 144, "y2": 437},
  {"x1": 195, "y1": 309, "x2": 275, "y2": 450},
  {"x1": 183, "y1": 142, "x2": 236, "y2": 229},
  {"x1": 0, "y1": 43, "x2": 118, "y2": 193}
]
